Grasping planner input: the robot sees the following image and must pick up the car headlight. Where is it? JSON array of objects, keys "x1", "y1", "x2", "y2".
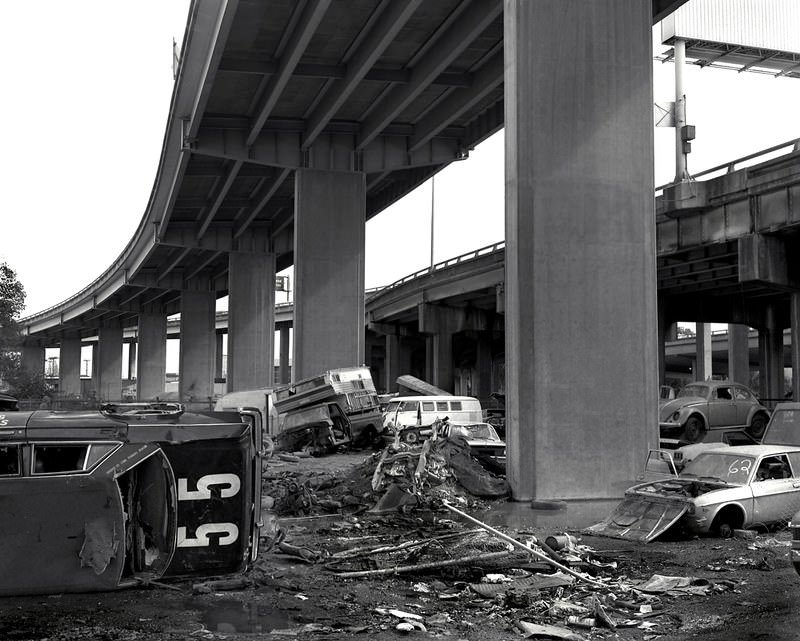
[{"x1": 671, "y1": 411, "x2": 681, "y2": 421}]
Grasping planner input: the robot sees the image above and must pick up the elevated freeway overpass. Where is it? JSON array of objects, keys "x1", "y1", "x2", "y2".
[{"x1": 21, "y1": 0, "x2": 766, "y2": 504}]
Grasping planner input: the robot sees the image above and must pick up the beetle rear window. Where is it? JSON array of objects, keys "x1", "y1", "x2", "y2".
[{"x1": 0, "y1": 445, "x2": 20, "y2": 476}]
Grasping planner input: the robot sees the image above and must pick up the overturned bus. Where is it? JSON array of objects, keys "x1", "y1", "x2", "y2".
[{"x1": 0, "y1": 402, "x2": 264, "y2": 596}]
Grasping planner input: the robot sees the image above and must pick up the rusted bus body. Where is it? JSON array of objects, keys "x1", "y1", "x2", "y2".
[{"x1": 0, "y1": 405, "x2": 263, "y2": 596}]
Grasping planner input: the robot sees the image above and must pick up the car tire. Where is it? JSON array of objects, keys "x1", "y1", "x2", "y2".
[
  {"x1": 711, "y1": 507, "x2": 742, "y2": 538},
  {"x1": 748, "y1": 415, "x2": 767, "y2": 440},
  {"x1": 683, "y1": 416, "x2": 705, "y2": 443}
]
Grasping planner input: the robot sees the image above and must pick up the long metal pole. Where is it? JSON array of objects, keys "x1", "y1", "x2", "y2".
[
  {"x1": 442, "y1": 502, "x2": 605, "y2": 588},
  {"x1": 674, "y1": 38, "x2": 687, "y2": 182}
]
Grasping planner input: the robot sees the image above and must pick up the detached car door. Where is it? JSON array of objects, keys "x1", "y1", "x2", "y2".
[{"x1": 0, "y1": 443, "x2": 127, "y2": 596}]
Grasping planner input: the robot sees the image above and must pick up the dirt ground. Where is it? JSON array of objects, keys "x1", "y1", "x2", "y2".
[{"x1": 2, "y1": 452, "x2": 800, "y2": 641}]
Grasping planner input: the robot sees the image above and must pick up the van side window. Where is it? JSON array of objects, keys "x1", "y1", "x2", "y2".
[
  {"x1": 0, "y1": 445, "x2": 20, "y2": 476},
  {"x1": 450, "y1": 401, "x2": 462, "y2": 411},
  {"x1": 33, "y1": 445, "x2": 89, "y2": 474},
  {"x1": 422, "y1": 402, "x2": 435, "y2": 411},
  {"x1": 436, "y1": 402, "x2": 448, "y2": 411}
]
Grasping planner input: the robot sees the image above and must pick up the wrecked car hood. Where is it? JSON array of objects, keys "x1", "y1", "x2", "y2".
[
  {"x1": 585, "y1": 493, "x2": 688, "y2": 542},
  {"x1": 587, "y1": 477, "x2": 735, "y2": 542}
]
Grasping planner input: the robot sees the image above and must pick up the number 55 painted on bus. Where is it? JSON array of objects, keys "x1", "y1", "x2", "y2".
[{"x1": 0, "y1": 402, "x2": 265, "y2": 596}]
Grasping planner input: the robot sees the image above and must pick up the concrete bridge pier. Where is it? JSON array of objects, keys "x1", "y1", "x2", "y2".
[
  {"x1": 791, "y1": 294, "x2": 800, "y2": 402},
  {"x1": 474, "y1": 330, "x2": 495, "y2": 403},
  {"x1": 126, "y1": 340, "x2": 137, "y2": 382},
  {"x1": 504, "y1": 0, "x2": 658, "y2": 501},
  {"x1": 419, "y1": 304, "x2": 456, "y2": 393},
  {"x1": 759, "y1": 304, "x2": 785, "y2": 401},
  {"x1": 695, "y1": 322, "x2": 713, "y2": 380},
  {"x1": 727, "y1": 324, "x2": 750, "y2": 385},
  {"x1": 58, "y1": 337, "x2": 82, "y2": 397},
  {"x1": 178, "y1": 291, "x2": 216, "y2": 405},
  {"x1": 215, "y1": 332, "x2": 225, "y2": 382},
  {"x1": 277, "y1": 323, "x2": 290, "y2": 384},
  {"x1": 293, "y1": 169, "x2": 365, "y2": 380},
  {"x1": 136, "y1": 313, "x2": 167, "y2": 401},
  {"x1": 226, "y1": 252, "x2": 276, "y2": 391},
  {"x1": 96, "y1": 325, "x2": 123, "y2": 402},
  {"x1": 21, "y1": 341, "x2": 45, "y2": 380}
]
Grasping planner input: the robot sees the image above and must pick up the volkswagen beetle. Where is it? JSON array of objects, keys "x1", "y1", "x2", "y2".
[{"x1": 659, "y1": 380, "x2": 769, "y2": 443}]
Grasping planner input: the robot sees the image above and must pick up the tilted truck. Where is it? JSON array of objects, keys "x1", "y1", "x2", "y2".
[{"x1": 273, "y1": 366, "x2": 385, "y2": 449}]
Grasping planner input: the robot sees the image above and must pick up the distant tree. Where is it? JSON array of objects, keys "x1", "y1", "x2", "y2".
[{"x1": 0, "y1": 262, "x2": 47, "y2": 398}]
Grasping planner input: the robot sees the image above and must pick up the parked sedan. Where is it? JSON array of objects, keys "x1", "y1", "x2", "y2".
[
  {"x1": 659, "y1": 380, "x2": 770, "y2": 443},
  {"x1": 0, "y1": 402, "x2": 264, "y2": 596},
  {"x1": 588, "y1": 444, "x2": 800, "y2": 542}
]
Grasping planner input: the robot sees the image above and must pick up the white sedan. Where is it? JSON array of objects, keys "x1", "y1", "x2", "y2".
[{"x1": 588, "y1": 444, "x2": 800, "y2": 542}]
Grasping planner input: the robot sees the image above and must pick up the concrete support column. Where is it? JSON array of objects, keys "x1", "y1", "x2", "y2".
[
  {"x1": 791, "y1": 294, "x2": 800, "y2": 401},
  {"x1": 384, "y1": 333, "x2": 413, "y2": 393},
  {"x1": 695, "y1": 322, "x2": 712, "y2": 381},
  {"x1": 58, "y1": 338, "x2": 82, "y2": 397},
  {"x1": 657, "y1": 300, "x2": 676, "y2": 386},
  {"x1": 127, "y1": 341, "x2": 137, "y2": 381},
  {"x1": 227, "y1": 252, "x2": 276, "y2": 391},
  {"x1": 215, "y1": 332, "x2": 225, "y2": 381},
  {"x1": 759, "y1": 335, "x2": 784, "y2": 404},
  {"x1": 418, "y1": 304, "x2": 463, "y2": 393},
  {"x1": 136, "y1": 313, "x2": 167, "y2": 401},
  {"x1": 179, "y1": 291, "x2": 216, "y2": 405},
  {"x1": 475, "y1": 331, "x2": 494, "y2": 404},
  {"x1": 278, "y1": 324, "x2": 291, "y2": 384},
  {"x1": 89, "y1": 343, "x2": 98, "y2": 395},
  {"x1": 21, "y1": 342, "x2": 45, "y2": 377},
  {"x1": 504, "y1": 0, "x2": 657, "y2": 500},
  {"x1": 96, "y1": 326, "x2": 123, "y2": 401},
  {"x1": 728, "y1": 324, "x2": 750, "y2": 386},
  {"x1": 294, "y1": 169, "x2": 365, "y2": 380}
]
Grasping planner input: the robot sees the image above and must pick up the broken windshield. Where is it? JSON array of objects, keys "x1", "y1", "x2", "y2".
[{"x1": 680, "y1": 452, "x2": 754, "y2": 485}]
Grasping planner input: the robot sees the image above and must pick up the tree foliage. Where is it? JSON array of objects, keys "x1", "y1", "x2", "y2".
[
  {"x1": 0, "y1": 262, "x2": 26, "y2": 323},
  {"x1": 0, "y1": 262, "x2": 47, "y2": 398}
]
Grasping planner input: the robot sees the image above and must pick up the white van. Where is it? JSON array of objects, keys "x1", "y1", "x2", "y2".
[{"x1": 383, "y1": 396, "x2": 482, "y2": 430}]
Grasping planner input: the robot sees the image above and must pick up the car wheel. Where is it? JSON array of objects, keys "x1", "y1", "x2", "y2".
[
  {"x1": 711, "y1": 506, "x2": 742, "y2": 538},
  {"x1": 748, "y1": 415, "x2": 767, "y2": 440},
  {"x1": 683, "y1": 416, "x2": 705, "y2": 443},
  {"x1": 403, "y1": 430, "x2": 419, "y2": 444}
]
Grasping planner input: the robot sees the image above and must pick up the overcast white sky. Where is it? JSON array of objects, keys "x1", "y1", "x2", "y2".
[{"x1": 2, "y1": 2, "x2": 800, "y2": 319}]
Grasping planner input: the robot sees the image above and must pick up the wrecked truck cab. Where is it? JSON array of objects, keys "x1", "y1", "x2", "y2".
[
  {"x1": 275, "y1": 402, "x2": 352, "y2": 455},
  {"x1": 0, "y1": 403, "x2": 263, "y2": 596}
]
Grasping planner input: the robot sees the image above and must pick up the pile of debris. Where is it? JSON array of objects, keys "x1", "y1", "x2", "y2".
[
  {"x1": 264, "y1": 421, "x2": 507, "y2": 518},
  {"x1": 260, "y1": 504, "x2": 742, "y2": 639}
]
